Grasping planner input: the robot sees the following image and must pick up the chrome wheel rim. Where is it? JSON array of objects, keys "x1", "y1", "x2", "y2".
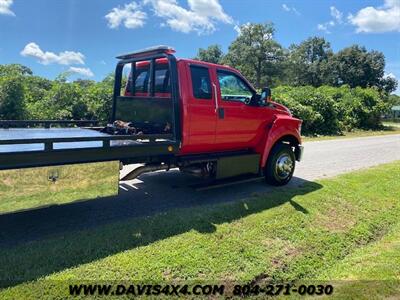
[{"x1": 275, "y1": 154, "x2": 294, "y2": 180}]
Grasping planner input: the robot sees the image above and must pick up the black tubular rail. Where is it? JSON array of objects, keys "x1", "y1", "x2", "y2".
[
  {"x1": 0, "y1": 120, "x2": 99, "y2": 128},
  {"x1": 112, "y1": 52, "x2": 181, "y2": 143}
]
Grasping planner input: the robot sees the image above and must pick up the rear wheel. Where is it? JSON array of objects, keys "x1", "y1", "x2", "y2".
[{"x1": 265, "y1": 143, "x2": 295, "y2": 186}]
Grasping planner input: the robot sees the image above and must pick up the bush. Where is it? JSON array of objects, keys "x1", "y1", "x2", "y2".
[{"x1": 273, "y1": 85, "x2": 389, "y2": 135}]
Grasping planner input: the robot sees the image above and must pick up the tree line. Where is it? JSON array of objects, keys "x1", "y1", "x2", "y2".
[
  {"x1": 0, "y1": 22, "x2": 398, "y2": 136},
  {"x1": 194, "y1": 23, "x2": 398, "y2": 134},
  {"x1": 195, "y1": 23, "x2": 397, "y2": 94},
  {"x1": 0, "y1": 64, "x2": 113, "y2": 122}
]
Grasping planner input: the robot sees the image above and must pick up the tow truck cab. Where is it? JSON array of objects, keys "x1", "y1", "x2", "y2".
[{"x1": 116, "y1": 46, "x2": 303, "y2": 185}]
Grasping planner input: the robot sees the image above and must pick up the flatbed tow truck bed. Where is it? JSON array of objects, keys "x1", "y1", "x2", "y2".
[
  {"x1": 0, "y1": 47, "x2": 182, "y2": 172},
  {"x1": 0, "y1": 127, "x2": 178, "y2": 170}
]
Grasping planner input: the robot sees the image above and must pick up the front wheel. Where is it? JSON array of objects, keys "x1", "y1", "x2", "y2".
[{"x1": 265, "y1": 143, "x2": 295, "y2": 186}]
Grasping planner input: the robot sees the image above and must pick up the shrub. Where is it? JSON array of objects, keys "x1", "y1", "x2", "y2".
[{"x1": 273, "y1": 85, "x2": 388, "y2": 135}]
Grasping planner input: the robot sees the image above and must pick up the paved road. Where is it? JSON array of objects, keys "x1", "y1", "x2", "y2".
[
  {"x1": 1, "y1": 134, "x2": 399, "y2": 245},
  {"x1": 296, "y1": 134, "x2": 400, "y2": 180}
]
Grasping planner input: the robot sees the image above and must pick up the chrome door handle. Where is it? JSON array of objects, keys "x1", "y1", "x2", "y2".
[{"x1": 212, "y1": 83, "x2": 218, "y2": 113}]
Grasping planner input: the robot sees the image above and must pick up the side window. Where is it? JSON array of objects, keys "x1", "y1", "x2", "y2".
[
  {"x1": 155, "y1": 65, "x2": 170, "y2": 93},
  {"x1": 190, "y1": 66, "x2": 212, "y2": 99},
  {"x1": 125, "y1": 67, "x2": 148, "y2": 95},
  {"x1": 217, "y1": 71, "x2": 253, "y2": 103},
  {"x1": 135, "y1": 68, "x2": 149, "y2": 93},
  {"x1": 127, "y1": 64, "x2": 170, "y2": 95}
]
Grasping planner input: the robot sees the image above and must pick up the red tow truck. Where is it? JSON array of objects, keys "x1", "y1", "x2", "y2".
[{"x1": 0, "y1": 46, "x2": 303, "y2": 189}]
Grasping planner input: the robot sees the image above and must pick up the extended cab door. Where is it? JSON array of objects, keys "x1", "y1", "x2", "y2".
[
  {"x1": 214, "y1": 69, "x2": 275, "y2": 150},
  {"x1": 184, "y1": 64, "x2": 217, "y2": 153}
]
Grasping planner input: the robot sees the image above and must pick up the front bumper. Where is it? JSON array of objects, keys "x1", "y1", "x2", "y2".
[{"x1": 296, "y1": 145, "x2": 304, "y2": 162}]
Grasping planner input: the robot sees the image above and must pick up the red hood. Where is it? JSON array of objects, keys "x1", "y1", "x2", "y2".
[{"x1": 270, "y1": 101, "x2": 291, "y2": 116}]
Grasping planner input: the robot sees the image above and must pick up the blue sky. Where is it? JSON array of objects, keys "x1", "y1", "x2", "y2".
[{"x1": 0, "y1": 0, "x2": 399, "y2": 93}]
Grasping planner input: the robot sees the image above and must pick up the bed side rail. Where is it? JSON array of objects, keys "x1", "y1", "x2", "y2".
[{"x1": 0, "y1": 120, "x2": 100, "y2": 129}]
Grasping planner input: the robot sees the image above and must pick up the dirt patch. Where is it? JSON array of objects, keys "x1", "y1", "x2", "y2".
[
  {"x1": 263, "y1": 238, "x2": 304, "y2": 273},
  {"x1": 315, "y1": 201, "x2": 357, "y2": 232},
  {"x1": 1, "y1": 177, "x2": 14, "y2": 187}
]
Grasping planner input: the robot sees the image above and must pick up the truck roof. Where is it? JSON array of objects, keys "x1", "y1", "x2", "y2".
[
  {"x1": 134, "y1": 57, "x2": 239, "y2": 72},
  {"x1": 116, "y1": 45, "x2": 175, "y2": 60},
  {"x1": 177, "y1": 58, "x2": 238, "y2": 72}
]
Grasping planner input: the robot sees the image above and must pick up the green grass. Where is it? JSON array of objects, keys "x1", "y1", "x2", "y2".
[
  {"x1": 317, "y1": 221, "x2": 400, "y2": 299},
  {"x1": 0, "y1": 161, "x2": 119, "y2": 214},
  {"x1": 0, "y1": 161, "x2": 399, "y2": 299},
  {"x1": 302, "y1": 123, "x2": 400, "y2": 141},
  {"x1": 383, "y1": 121, "x2": 400, "y2": 128}
]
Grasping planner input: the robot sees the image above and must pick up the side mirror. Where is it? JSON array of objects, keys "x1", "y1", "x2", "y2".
[{"x1": 261, "y1": 87, "x2": 272, "y2": 102}]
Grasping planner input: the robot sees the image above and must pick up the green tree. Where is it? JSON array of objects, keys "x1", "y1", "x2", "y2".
[
  {"x1": 223, "y1": 23, "x2": 285, "y2": 88},
  {"x1": 286, "y1": 37, "x2": 334, "y2": 86},
  {"x1": 0, "y1": 64, "x2": 33, "y2": 77},
  {"x1": 380, "y1": 75, "x2": 398, "y2": 94},
  {"x1": 82, "y1": 80, "x2": 113, "y2": 121},
  {"x1": 38, "y1": 81, "x2": 87, "y2": 120},
  {"x1": 389, "y1": 94, "x2": 400, "y2": 106},
  {"x1": 74, "y1": 79, "x2": 96, "y2": 88},
  {"x1": 23, "y1": 76, "x2": 53, "y2": 119},
  {"x1": 194, "y1": 45, "x2": 224, "y2": 64},
  {"x1": 332, "y1": 45, "x2": 397, "y2": 93},
  {"x1": 0, "y1": 77, "x2": 26, "y2": 120}
]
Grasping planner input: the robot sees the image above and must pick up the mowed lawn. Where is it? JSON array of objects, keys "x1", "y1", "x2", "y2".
[
  {"x1": 0, "y1": 161, "x2": 119, "y2": 214},
  {"x1": 303, "y1": 122, "x2": 400, "y2": 141},
  {"x1": 0, "y1": 161, "x2": 400, "y2": 299},
  {"x1": 320, "y1": 221, "x2": 400, "y2": 299}
]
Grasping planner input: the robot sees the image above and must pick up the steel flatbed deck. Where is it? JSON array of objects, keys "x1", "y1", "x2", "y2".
[
  {"x1": 0, "y1": 46, "x2": 181, "y2": 170},
  {"x1": 0, "y1": 127, "x2": 178, "y2": 170},
  {"x1": 0, "y1": 47, "x2": 182, "y2": 171}
]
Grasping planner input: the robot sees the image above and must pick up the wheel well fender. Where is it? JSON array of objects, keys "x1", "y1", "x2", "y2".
[{"x1": 260, "y1": 117, "x2": 302, "y2": 168}]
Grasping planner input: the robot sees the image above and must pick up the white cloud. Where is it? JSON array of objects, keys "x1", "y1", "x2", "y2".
[
  {"x1": 348, "y1": 0, "x2": 400, "y2": 33},
  {"x1": 0, "y1": 0, "x2": 14, "y2": 16},
  {"x1": 317, "y1": 6, "x2": 344, "y2": 33},
  {"x1": 21, "y1": 42, "x2": 85, "y2": 65},
  {"x1": 234, "y1": 22, "x2": 250, "y2": 36},
  {"x1": 142, "y1": 0, "x2": 232, "y2": 34},
  {"x1": 292, "y1": 7, "x2": 300, "y2": 16},
  {"x1": 282, "y1": 3, "x2": 300, "y2": 15},
  {"x1": 330, "y1": 6, "x2": 343, "y2": 23},
  {"x1": 282, "y1": 4, "x2": 290, "y2": 12},
  {"x1": 106, "y1": 0, "x2": 232, "y2": 34},
  {"x1": 105, "y1": 2, "x2": 147, "y2": 29},
  {"x1": 233, "y1": 24, "x2": 241, "y2": 35},
  {"x1": 317, "y1": 23, "x2": 331, "y2": 34},
  {"x1": 68, "y1": 67, "x2": 94, "y2": 77},
  {"x1": 384, "y1": 72, "x2": 397, "y2": 79}
]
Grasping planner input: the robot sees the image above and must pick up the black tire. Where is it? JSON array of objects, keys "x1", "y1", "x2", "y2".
[{"x1": 265, "y1": 143, "x2": 295, "y2": 186}]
